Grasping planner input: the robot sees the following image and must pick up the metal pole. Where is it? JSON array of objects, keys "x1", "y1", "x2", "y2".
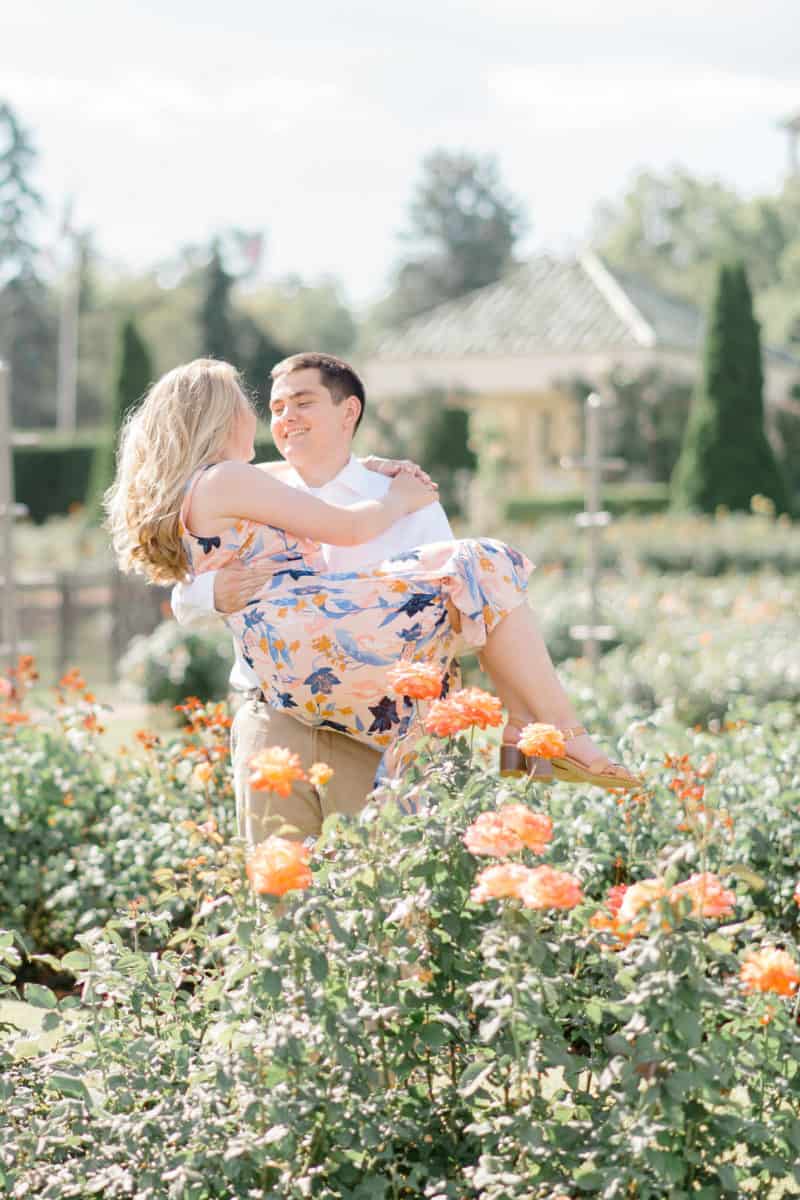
[
  {"x1": 585, "y1": 394, "x2": 602, "y2": 669},
  {"x1": 0, "y1": 361, "x2": 18, "y2": 667},
  {"x1": 56, "y1": 262, "x2": 80, "y2": 433}
]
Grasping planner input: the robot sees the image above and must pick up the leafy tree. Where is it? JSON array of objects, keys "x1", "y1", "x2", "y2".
[
  {"x1": 376, "y1": 150, "x2": 525, "y2": 325},
  {"x1": 595, "y1": 169, "x2": 800, "y2": 346},
  {"x1": 243, "y1": 275, "x2": 356, "y2": 357},
  {"x1": 671, "y1": 261, "x2": 791, "y2": 515},
  {"x1": 603, "y1": 365, "x2": 693, "y2": 483},
  {"x1": 89, "y1": 317, "x2": 154, "y2": 514},
  {"x1": 239, "y1": 320, "x2": 288, "y2": 415},
  {"x1": 0, "y1": 101, "x2": 55, "y2": 426},
  {"x1": 199, "y1": 241, "x2": 239, "y2": 362},
  {"x1": 363, "y1": 386, "x2": 477, "y2": 516}
]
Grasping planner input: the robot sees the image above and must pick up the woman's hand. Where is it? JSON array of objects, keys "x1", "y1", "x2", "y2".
[
  {"x1": 387, "y1": 471, "x2": 439, "y2": 517},
  {"x1": 361, "y1": 455, "x2": 438, "y2": 491}
]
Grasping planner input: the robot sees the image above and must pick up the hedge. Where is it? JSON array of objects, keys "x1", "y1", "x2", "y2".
[
  {"x1": 14, "y1": 433, "x2": 281, "y2": 524},
  {"x1": 505, "y1": 483, "x2": 670, "y2": 523}
]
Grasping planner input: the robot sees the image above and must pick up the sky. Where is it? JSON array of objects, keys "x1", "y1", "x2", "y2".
[{"x1": 4, "y1": 0, "x2": 799, "y2": 306}]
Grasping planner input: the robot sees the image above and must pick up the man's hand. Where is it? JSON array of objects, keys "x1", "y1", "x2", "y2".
[
  {"x1": 213, "y1": 561, "x2": 273, "y2": 614},
  {"x1": 360, "y1": 456, "x2": 438, "y2": 491}
]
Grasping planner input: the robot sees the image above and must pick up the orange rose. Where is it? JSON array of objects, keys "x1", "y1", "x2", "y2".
[
  {"x1": 464, "y1": 812, "x2": 523, "y2": 858},
  {"x1": 309, "y1": 762, "x2": 334, "y2": 789},
  {"x1": 497, "y1": 804, "x2": 552, "y2": 854},
  {"x1": 519, "y1": 865, "x2": 583, "y2": 911},
  {"x1": 192, "y1": 762, "x2": 215, "y2": 787},
  {"x1": 617, "y1": 878, "x2": 667, "y2": 927},
  {"x1": 741, "y1": 947, "x2": 800, "y2": 997},
  {"x1": 470, "y1": 862, "x2": 533, "y2": 903},
  {"x1": 423, "y1": 698, "x2": 474, "y2": 738},
  {"x1": 606, "y1": 884, "x2": 628, "y2": 915},
  {"x1": 669, "y1": 872, "x2": 736, "y2": 920},
  {"x1": 516, "y1": 723, "x2": 567, "y2": 759},
  {"x1": 246, "y1": 836, "x2": 312, "y2": 897},
  {"x1": 451, "y1": 687, "x2": 504, "y2": 730},
  {"x1": 387, "y1": 661, "x2": 443, "y2": 701},
  {"x1": 249, "y1": 747, "x2": 307, "y2": 797}
]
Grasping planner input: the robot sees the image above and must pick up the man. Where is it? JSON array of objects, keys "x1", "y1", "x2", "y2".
[{"x1": 172, "y1": 351, "x2": 455, "y2": 845}]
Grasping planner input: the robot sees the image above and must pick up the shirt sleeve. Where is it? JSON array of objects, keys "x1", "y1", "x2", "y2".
[
  {"x1": 171, "y1": 572, "x2": 222, "y2": 628},
  {"x1": 410, "y1": 501, "x2": 454, "y2": 542}
]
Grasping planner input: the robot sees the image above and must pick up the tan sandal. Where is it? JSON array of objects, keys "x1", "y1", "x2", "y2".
[
  {"x1": 550, "y1": 725, "x2": 641, "y2": 791},
  {"x1": 499, "y1": 715, "x2": 555, "y2": 781}
]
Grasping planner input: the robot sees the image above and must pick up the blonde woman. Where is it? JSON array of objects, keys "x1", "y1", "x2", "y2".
[{"x1": 107, "y1": 358, "x2": 639, "y2": 787}]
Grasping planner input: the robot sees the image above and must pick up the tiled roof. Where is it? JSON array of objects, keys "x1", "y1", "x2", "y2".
[
  {"x1": 369, "y1": 252, "x2": 799, "y2": 368},
  {"x1": 371, "y1": 255, "x2": 641, "y2": 358}
]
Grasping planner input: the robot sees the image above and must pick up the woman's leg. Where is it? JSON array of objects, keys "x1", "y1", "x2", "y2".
[{"x1": 479, "y1": 602, "x2": 611, "y2": 769}]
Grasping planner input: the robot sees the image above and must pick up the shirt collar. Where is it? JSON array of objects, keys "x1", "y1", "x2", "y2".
[{"x1": 283, "y1": 455, "x2": 380, "y2": 498}]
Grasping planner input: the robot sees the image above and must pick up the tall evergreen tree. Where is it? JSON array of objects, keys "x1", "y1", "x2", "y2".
[
  {"x1": 671, "y1": 260, "x2": 790, "y2": 514},
  {"x1": 0, "y1": 101, "x2": 55, "y2": 426},
  {"x1": 200, "y1": 242, "x2": 239, "y2": 362},
  {"x1": 89, "y1": 317, "x2": 153, "y2": 515}
]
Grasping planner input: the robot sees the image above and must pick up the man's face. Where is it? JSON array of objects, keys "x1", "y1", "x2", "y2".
[{"x1": 269, "y1": 367, "x2": 359, "y2": 468}]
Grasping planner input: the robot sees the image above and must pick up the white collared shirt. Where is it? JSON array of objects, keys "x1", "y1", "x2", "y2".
[{"x1": 171, "y1": 456, "x2": 454, "y2": 691}]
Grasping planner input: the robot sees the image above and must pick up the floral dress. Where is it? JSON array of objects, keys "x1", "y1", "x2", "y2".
[{"x1": 180, "y1": 467, "x2": 533, "y2": 768}]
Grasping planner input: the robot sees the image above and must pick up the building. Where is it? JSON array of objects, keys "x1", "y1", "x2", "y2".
[{"x1": 359, "y1": 252, "x2": 800, "y2": 494}]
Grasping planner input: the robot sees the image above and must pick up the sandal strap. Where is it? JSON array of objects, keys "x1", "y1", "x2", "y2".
[{"x1": 559, "y1": 725, "x2": 587, "y2": 740}]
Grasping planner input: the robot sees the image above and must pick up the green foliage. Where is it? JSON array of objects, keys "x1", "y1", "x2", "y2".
[
  {"x1": 596, "y1": 167, "x2": 800, "y2": 346},
  {"x1": 373, "y1": 150, "x2": 525, "y2": 326},
  {"x1": 199, "y1": 241, "x2": 239, "y2": 361},
  {"x1": 88, "y1": 316, "x2": 154, "y2": 515},
  {"x1": 672, "y1": 261, "x2": 791, "y2": 515},
  {"x1": 363, "y1": 388, "x2": 477, "y2": 516},
  {"x1": 0, "y1": 101, "x2": 56, "y2": 427},
  {"x1": 242, "y1": 274, "x2": 357, "y2": 357},
  {"x1": 13, "y1": 433, "x2": 280, "y2": 523},
  {"x1": 13, "y1": 434, "x2": 98, "y2": 523},
  {"x1": 0, "y1": 692, "x2": 236, "y2": 955},
  {"x1": 2, "y1": 704, "x2": 800, "y2": 1196},
  {"x1": 118, "y1": 620, "x2": 233, "y2": 705},
  {"x1": 506, "y1": 484, "x2": 670, "y2": 523}
]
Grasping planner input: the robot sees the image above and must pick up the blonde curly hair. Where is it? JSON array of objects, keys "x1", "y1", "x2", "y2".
[{"x1": 105, "y1": 358, "x2": 253, "y2": 584}]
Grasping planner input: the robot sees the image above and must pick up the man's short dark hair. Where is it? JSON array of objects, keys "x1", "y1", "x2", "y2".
[{"x1": 270, "y1": 352, "x2": 366, "y2": 432}]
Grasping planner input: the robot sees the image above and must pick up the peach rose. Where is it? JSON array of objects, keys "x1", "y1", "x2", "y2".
[
  {"x1": 470, "y1": 862, "x2": 533, "y2": 903},
  {"x1": 464, "y1": 812, "x2": 523, "y2": 858},
  {"x1": 309, "y1": 762, "x2": 334, "y2": 789},
  {"x1": 387, "y1": 661, "x2": 443, "y2": 701},
  {"x1": 617, "y1": 878, "x2": 667, "y2": 926},
  {"x1": 520, "y1": 865, "x2": 583, "y2": 911},
  {"x1": 741, "y1": 947, "x2": 800, "y2": 997},
  {"x1": 517, "y1": 723, "x2": 567, "y2": 759},
  {"x1": 249, "y1": 747, "x2": 307, "y2": 798},
  {"x1": 669, "y1": 872, "x2": 735, "y2": 920},
  {"x1": 246, "y1": 836, "x2": 312, "y2": 897},
  {"x1": 423, "y1": 698, "x2": 474, "y2": 738},
  {"x1": 497, "y1": 804, "x2": 553, "y2": 854}
]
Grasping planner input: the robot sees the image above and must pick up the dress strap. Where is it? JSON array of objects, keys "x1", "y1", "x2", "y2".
[{"x1": 179, "y1": 464, "x2": 214, "y2": 534}]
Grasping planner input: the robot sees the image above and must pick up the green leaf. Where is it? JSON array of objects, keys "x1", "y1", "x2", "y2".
[
  {"x1": 458, "y1": 1061, "x2": 494, "y2": 1098},
  {"x1": 47, "y1": 1072, "x2": 91, "y2": 1103},
  {"x1": 23, "y1": 983, "x2": 57, "y2": 1009},
  {"x1": 60, "y1": 950, "x2": 91, "y2": 972},
  {"x1": 727, "y1": 864, "x2": 766, "y2": 890}
]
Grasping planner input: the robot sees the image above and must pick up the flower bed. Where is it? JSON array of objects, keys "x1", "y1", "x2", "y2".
[{"x1": 2, "y1": 650, "x2": 800, "y2": 1194}]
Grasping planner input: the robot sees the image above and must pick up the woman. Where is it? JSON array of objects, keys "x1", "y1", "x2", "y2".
[{"x1": 106, "y1": 359, "x2": 638, "y2": 787}]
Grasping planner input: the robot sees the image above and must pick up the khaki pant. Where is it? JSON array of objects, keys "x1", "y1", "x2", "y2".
[{"x1": 231, "y1": 695, "x2": 383, "y2": 845}]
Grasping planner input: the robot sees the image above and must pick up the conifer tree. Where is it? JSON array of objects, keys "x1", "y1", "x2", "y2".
[
  {"x1": 671, "y1": 260, "x2": 791, "y2": 514},
  {"x1": 200, "y1": 242, "x2": 239, "y2": 362},
  {"x1": 89, "y1": 317, "x2": 153, "y2": 515}
]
